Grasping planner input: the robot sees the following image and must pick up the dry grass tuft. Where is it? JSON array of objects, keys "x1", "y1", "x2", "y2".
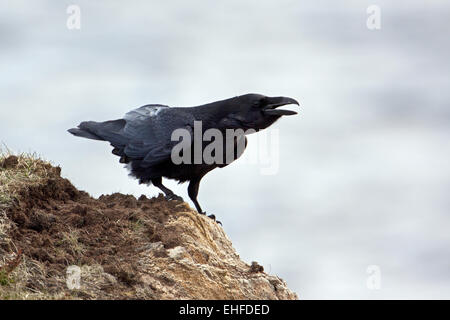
[
  {"x1": 0, "y1": 254, "x2": 67, "y2": 300},
  {"x1": 0, "y1": 149, "x2": 55, "y2": 255},
  {"x1": 0, "y1": 149, "x2": 54, "y2": 207},
  {"x1": 0, "y1": 150, "x2": 68, "y2": 299},
  {"x1": 0, "y1": 150, "x2": 128, "y2": 299},
  {"x1": 59, "y1": 229, "x2": 86, "y2": 259}
]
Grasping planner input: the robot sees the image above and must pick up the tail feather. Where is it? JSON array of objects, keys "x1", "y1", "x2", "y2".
[
  {"x1": 68, "y1": 119, "x2": 127, "y2": 144},
  {"x1": 68, "y1": 127, "x2": 104, "y2": 140}
]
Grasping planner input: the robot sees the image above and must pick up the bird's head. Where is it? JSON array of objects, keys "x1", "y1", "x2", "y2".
[{"x1": 222, "y1": 93, "x2": 299, "y2": 131}]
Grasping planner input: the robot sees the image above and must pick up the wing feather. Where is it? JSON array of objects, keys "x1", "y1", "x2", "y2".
[{"x1": 119, "y1": 105, "x2": 194, "y2": 167}]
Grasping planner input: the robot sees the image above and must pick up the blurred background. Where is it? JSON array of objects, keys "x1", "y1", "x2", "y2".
[{"x1": 1, "y1": 0, "x2": 449, "y2": 299}]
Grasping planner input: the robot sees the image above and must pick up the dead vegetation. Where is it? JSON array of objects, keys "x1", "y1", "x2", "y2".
[
  {"x1": 0, "y1": 151, "x2": 203, "y2": 299},
  {"x1": 0, "y1": 151, "x2": 139, "y2": 299}
]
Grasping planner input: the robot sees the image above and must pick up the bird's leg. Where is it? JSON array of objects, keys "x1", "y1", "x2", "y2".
[
  {"x1": 188, "y1": 178, "x2": 221, "y2": 225},
  {"x1": 187, "y1": 179, "x2": 203, "y2": 213},
  {"x1": 151, "y1": 177, "x2": 183, "y2": 201}
]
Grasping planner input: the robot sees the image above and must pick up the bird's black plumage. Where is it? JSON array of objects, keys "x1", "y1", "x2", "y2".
[{"x1": 68, "y1": 93, "x2": 299, "y2": 222}]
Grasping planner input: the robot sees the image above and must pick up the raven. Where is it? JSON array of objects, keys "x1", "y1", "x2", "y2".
[{"x1": 68, "y1": 93, "x2": 299, "y2": 222}]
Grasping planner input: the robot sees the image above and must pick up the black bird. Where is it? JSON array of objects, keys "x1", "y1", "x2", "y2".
[{"x1": 68, "y1": 93, "x2": 299, "y2": 222}]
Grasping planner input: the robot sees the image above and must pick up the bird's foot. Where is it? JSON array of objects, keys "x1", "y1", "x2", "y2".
[
  {"x1": 165, "y1": 194, "x2": 184, "y2": 202},
  {"x1": 199, "y1": 212, "x2": 222, "y2": 225}
]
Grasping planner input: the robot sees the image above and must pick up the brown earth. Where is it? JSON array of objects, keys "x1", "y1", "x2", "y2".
[{"x1": 0, "y1": 155, "x2": 297, "y2": 300}]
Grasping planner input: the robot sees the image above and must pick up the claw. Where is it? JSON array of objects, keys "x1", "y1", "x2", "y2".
[
  {"x1": 197, "y1": 211, "x2": 222, "y2": 225},
  {"x1": 207, "y1": 214, "x2": 222, "y2": 226}
]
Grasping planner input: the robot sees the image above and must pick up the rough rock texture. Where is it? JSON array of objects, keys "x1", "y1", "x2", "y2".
[
  {"x1": 136, "y1": 207, "x2": 297, "y2": 299},
  {"x1": 0, "y1": 155, "x2": 297, "y2": 299}
]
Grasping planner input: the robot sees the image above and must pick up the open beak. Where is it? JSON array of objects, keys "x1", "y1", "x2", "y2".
[{"x1": 263, "y1": 96, "x2": 299, "y2": 116}]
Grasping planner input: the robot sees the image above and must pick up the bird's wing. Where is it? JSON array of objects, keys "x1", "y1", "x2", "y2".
[{"x1": 121, "y1": 105, "x2": 194, "y2": 167}]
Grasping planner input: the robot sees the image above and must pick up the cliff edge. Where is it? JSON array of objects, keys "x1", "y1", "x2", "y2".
[{"x1": 0, "y1": 154, "x2": 297, "y2": 299}]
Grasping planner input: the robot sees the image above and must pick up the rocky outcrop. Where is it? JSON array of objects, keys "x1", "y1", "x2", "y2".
[
  {"x1": 135, "y1": 203, "x2": 297, "y2": 299},
  {"x1": 0, "y1": 155, "x2": 297, "y2": 299}
]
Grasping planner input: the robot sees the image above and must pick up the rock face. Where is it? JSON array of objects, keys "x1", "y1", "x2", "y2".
[
  {"x1": 0, "y1": 155, "x2": 297, "y2": 299},
  {"x1": 136, "y1": 205, "x2": 297, "y2": 299}
]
